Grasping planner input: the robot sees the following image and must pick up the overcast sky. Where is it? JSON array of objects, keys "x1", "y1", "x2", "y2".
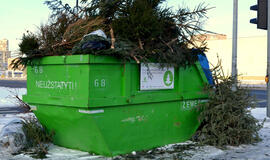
[{"x1": 0, "y1": 0, "x2": 265, "y2": 51}]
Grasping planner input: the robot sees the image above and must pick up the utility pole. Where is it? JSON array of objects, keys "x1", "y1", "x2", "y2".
[
  {"x1": 232, "y1": 0, "x2": 238, "y2": 91},
  {"x1": 267, "y1": 0, "x2": 270, "y2": 117}
]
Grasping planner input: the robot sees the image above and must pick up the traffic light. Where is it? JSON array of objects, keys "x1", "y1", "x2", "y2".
[{"x1": 250, "y1": 0, "x2": 268, "y2": 30}]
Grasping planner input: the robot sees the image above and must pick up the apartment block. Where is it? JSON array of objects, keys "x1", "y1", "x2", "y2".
[{"x1": 0, "y1": 39, "x2": 11, "y2": 71}]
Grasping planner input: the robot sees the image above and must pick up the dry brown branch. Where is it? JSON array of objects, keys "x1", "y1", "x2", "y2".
[
  {"x1": 52, "y1": 37, "x2": 82, "y2": 48},
  {"x1": 15, "y1": 95, "x2": 31, "y2": 112},
  {"x1": 110, "y1": 25, "x2": 115, "y2": 49},
  {"x1": 8, "y1": 89, "x2": 31, "y2": 113},
  {"x1": 167, "y1": 38, "x2": 178, "y2": 46},
  {"x1": 131, "y1": 54, "x2": 140, "y2": 63},
  {"x1": 62, "y1": 17, "x2": 105, "y2": 44},
  {"x1": 160, "y1": 38, "x2": 175, "y2": 53},
  {"x1": 138, "y1": 38, "x2": 144, "y2": 50}
]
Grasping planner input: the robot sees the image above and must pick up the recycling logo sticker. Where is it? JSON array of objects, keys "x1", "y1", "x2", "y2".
[
  {"x1": 140, "y1": 63, "x2": 174, "y2": 90},
  {"x1": 163, "y1": 70, "x2": 173, "y2": 86}
]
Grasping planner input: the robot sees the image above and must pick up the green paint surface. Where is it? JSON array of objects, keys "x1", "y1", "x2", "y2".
[{"x1": 23, "y1": 54, "x2": 208, "y2": 156}]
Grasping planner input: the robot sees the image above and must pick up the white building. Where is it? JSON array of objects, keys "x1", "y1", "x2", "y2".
[{"x1": 204, "y1": 34, "x2": 267, "y2": 84}]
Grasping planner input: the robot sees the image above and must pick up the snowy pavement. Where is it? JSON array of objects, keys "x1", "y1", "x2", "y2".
[
  {"x1": 1, "y1": 87, "x2": 270, "y2": 159},
  {"x1": 0, "y1": 87, "x2": 26, "y2": 108}
]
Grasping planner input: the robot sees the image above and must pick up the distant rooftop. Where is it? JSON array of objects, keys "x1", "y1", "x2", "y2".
[{"x1": 192, "y1": 34, "x2": 227, "y2": 42}]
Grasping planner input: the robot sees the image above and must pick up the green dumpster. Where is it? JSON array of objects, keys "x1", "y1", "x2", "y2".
[{"x1": 23, "y1": 54, "x2": 208, "y2": 156}]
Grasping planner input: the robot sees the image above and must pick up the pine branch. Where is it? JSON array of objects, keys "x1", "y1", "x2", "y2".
[{"x1": 160, "y1": 37, "x2": 174, "y2": 53}]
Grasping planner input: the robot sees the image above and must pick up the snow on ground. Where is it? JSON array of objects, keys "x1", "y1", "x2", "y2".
[
  {"x1": 0, "y1": 87, "x2": 270, "y2": 159},
  {"x1": 0, "y1": 87, "x2": 26, "y2": 107}
]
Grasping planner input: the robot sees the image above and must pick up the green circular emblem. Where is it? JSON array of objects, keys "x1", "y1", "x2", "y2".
[{"x1": 163, "y1": 70, "x2": 173, "y2": 86}]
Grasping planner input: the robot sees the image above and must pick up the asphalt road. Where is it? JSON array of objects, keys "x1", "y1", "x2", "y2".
[
  {"x1": 0, "y1": 107, "x2": 28, "y2": 115},
  {"x1": 0, "y1": 80, "x2": 26, "y2": 88},
  {"x1": 249, "y1": 89, "x2": 267, "y2": 108}
]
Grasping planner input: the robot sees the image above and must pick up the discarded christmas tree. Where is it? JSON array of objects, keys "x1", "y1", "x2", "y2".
[
  {"x1": 13, "y1": 0, "x2": 212, "y2": 69},
  {"x1": 193, "y1": 60, "x2": 264, "y2": 147}
]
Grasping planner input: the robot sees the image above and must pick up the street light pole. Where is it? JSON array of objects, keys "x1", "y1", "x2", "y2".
[
  {"x1": 267, "y1": 0, "x2": 270, "y2": 117},
  {"x1": 232, "y1": 0, "x2": 238, "y2": 91}
]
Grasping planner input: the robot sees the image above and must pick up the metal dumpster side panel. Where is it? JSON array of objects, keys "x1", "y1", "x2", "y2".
[
  {"x1": 24, "y1": 63, "x2": 90, "y2": 108},
  {"x1": 32, "y1": 98, "x2": 202, "y2": 156},
  {"x1": 181, "y1": 62, "x2": 208, "y2": 100},
  {"x1": 88, "y1": 61, "x2": 208, "y2": 108}
]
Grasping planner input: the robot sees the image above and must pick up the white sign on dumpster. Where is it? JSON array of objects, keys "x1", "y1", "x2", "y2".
[{"x1": 140, "y1": 63, "x2": 174, "y2": 90}]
